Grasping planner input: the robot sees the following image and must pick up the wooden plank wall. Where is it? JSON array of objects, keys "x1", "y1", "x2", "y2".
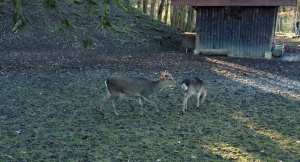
[{"x1": 195, "y1": 6, "x2": 277, "y2": 57}]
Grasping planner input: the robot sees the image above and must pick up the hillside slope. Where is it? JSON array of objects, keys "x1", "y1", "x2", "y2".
[{"x1": 1, "y1": 0, "x2": 182, "y2": 54}]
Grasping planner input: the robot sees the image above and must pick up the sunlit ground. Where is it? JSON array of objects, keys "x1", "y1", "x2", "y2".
[
  {"x1": 205, "y1": 57, "x2": 300, "y2": 100},
  {"x1": 203, "y1": 57, "x2": 300, "y2": 161}
]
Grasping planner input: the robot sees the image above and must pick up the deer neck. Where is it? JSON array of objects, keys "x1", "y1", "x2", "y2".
[{"x1": 151, "y1": 80, "x2": 167, "y2": 92}]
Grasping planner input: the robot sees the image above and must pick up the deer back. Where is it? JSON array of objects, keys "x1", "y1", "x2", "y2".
[
  {"x1": 106, "y1": 70, "x2": 177, "y2": 98},
  {"x1": 181, "y1": 76, "x2": 204, "y2": 92},
  {"x1": 106, "y1": 76, "x2": 154, "y2": 97}
]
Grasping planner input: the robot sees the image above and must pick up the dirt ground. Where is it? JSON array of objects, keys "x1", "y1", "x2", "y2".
[{"x1": 1, "y1": 1, "x2": 300, "y2": 161}]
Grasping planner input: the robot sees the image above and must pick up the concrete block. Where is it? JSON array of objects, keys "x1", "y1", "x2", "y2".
[{"x1": 265, "y1": 52, "x2": 272, "y2": 59}]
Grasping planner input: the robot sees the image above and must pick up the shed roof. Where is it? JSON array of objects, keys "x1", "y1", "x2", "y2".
[{"x1": 171, "y1": 0, "x2": 297, "y2": 6}]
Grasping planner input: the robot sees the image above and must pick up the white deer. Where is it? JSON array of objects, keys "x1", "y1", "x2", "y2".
[
  {"x1": 100, "y1": 70, "x2": 177, "y2": 116},
  {"x1": 181, "y1": 76, "x2": 207, "y2": 113}
]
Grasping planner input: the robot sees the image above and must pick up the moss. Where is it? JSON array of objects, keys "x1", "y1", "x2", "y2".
[
  {"x1": 13, "y1": 0, "x2": 26, "y2": 31},
  {"x1": 80, "y1": 0, "x2": 100, "y2": 15},
  {"x1": 113, "y1": 0, "x2": 128, "y2": 13},
  {"x1": 0, "y1": 0, "x2": 4, "y2": 11},
  {"x1": 83, "y1": 37, "x2": 95, "y2": 49},
  {"x1": 101, "y1": 0, "x2": 113, "y2": 29},
  {"x1": 43, "y1": 0, "x2": 59, "y2": 10},
  {"x1": 87, "y1": 0, "x2": 98, "y2": 6},
  {"x1": 150, "y1": 18, "x2": 160, "y2": 27},
  {"x1": 60, "y1": 17, "x2": 74, "y2": 29},
  {"x1": 73, "y1": 0, "x2": 83, "y2": 3}
]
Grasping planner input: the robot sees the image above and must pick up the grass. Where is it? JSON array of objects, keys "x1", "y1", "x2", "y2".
[
  {"x1": 43, "y1": 0, "x2": 59, "y2": 10},
  {"x1": 0, "y1": 0, "x2": 4, "y2": 11},
  {"x1": 83, "y1": 37, "x2": 95, "y2": 49},
  {"x1": 60, "y1": 17, "x2": 74, "y2": 29},
  {"x1": 0, "y1": 69, "x2": 299, "y2": 161}
]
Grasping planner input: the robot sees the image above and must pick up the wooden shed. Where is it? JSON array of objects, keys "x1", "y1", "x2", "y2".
[{"x1": 172, "y1": 0, "x2": 297, "y2": 57}]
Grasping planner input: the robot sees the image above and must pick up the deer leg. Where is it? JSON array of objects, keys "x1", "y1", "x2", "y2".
[
  {"x1": 196, "y1": 92, "x2": 201, "y2": 108},
  {"x1": 183, "y1": 96, "x2": 187, "y2": 113},
  {"x1": 200, "y1": 90, "x2": 207, "y2": 104},
  {"x1": 138, "y1": 98, "x2": 144, "y2": 116},
  {"x1": 143, "y1": 96, "x2": 159, "y2": 114},
  {"x1": 183, "y1": 92, "x2": 192, "y2": 113},
  {"x1": 100, "y1": 93, "x2": 112, "y2": 113},
  {"x1": 111, "y1": 95, "x2": 120, "y2": 116}
]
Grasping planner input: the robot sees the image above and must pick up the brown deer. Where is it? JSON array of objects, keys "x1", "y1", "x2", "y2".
[
  {"x1": 100, "y1": 70, "x2": 177, "y2": 116},
  {"x1": 181, "y1": 76, "x2": 207, "y2": 114}
]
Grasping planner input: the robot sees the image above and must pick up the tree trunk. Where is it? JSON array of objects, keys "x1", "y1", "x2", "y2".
[
  {"x1": 171, "y1": 6, "x2": 179, "y2": 28},
  {"x1": 13, "y1": 0, "x2": 25, "y2": 32},
  {"x1": 164, "y1": 0, "x2": 169, "y2": 23},
  {"x1": 185, "y1": 6, "x2": 194, "y2": 32},
  {"x1": 296, "y1": 0, "x2": 300, "y2": 33},
  {"x1": 170, "y1": 6, "x2": 174, "y2": 26},
  {"x1": 179, "y1": 6, "x2": 187, "y2": 31},
  {"x1": 150, "y1": 0, "x2": 156, "y2": 17},
  {"x1": 157, "y1": 0, "x2": 165, "y2": 21},
  {"x1": 143, "y1": 0, "x2": 148, "y2": 13},
  {"x1": 170, "y1": 6, "x2": 175, "y2": 27},
  {"x1": 298, "y1": 0, "x2": 300, "y2": 13}
]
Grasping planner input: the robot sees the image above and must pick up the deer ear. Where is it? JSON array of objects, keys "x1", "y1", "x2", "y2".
[{"x1": 161, "y1": 70, "x2": 169, "y2": 76}]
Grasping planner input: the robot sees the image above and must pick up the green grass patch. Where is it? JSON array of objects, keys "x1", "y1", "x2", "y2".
[
  {"x1": 43, "y1": 0, "x2": 59, "y2": 10},
  {"x1": 87, "y1": 0, "x2": 98, "y2": 6},
  {"x1": 60, "y1": 17, "x2": 74, "y2": 29},
  {"x1": 113, "y1": 0, "x2": 129, "y2": 13},
  {"x1": 0, "y1": 0, "x2": 4, "y2": 11},
  {"x1": 1, "y1": 70, "x2": 299, "y2": 161},
  {"x1": 150, "y1": 18, "x2": 160, "y2": 27},
  {"x1": 83, "y1": 37, "x2": 95, "y2": 49},
  {"x1": 80, "y1": 0, "x2": 100, "y2": 15},
  {"x1": 73, "y1": 0, "x2": 83, "y2": 3}
]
